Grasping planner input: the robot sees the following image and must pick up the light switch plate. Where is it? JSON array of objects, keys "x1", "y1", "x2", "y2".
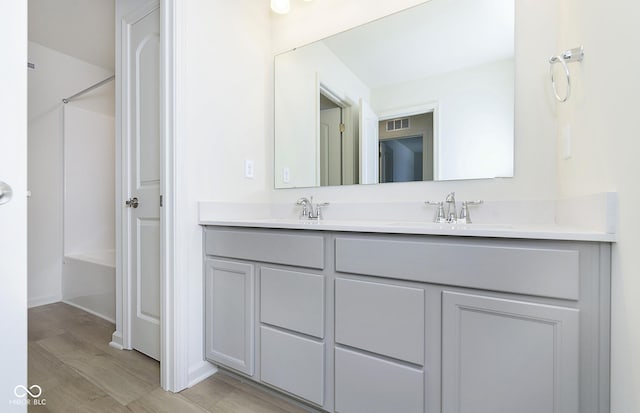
[{"x1": 244, "y1": 160, "x2": 255, "y2": 178}]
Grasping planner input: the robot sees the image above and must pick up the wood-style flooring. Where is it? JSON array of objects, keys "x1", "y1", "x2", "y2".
[{"x1": 28, "y1": 302, "x2": 310, "y2": 413}]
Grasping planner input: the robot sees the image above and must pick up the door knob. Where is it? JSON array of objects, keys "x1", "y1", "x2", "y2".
[
  {"x1": 0, "y1": 181, "x2": 13, "y2": 205},
  {"x1": 126, "y1": 197, "x2": 139, "y2": 208}
]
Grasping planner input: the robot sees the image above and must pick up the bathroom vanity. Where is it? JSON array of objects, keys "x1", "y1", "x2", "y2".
[{"x1": 201, "y1": 220, "x2": 612, "y2": 413}]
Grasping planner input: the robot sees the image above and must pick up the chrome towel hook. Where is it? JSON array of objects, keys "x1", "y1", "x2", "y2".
[{"x1": 549, "y1": 46, "x2": 584, "y2": 103}]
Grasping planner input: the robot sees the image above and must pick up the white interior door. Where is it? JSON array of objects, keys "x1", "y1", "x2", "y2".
[
  {"x1": 0, "y1": 3, "x2": 28, "y2": 411},
  {"x1": 320, "y1": 107, "x2": 342, "y2": 186},
  {"x1": 126, "y1": 5, "x2": 161, "y2": 361},
  {"x1": 359, "y1": 98, "x2": 379, "y2": 184}
]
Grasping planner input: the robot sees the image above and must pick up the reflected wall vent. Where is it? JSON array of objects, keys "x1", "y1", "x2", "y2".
[{"x1": 386, "y1": 118, "x2": 410, "y2": 131}]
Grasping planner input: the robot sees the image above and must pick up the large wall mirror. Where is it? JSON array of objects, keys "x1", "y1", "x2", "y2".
[{"x1": 274, "y1": 0, "x2": 515, "y2": 189}]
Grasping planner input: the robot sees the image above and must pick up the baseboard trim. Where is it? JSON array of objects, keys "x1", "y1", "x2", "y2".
[
  {"x1": 62, "y1": 300, "x2": 115, "y2": 324},
  {"x1": 187, "y1": 360, "x2": 218, "y2": 388},
  {"x1": 28, "y1": 295, "x2": 62, "y2": 309},
  {"x1": 110, "y1": 330, "x2": 124, "y2": 350}
]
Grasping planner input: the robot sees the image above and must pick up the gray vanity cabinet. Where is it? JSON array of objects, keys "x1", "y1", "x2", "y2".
[
  {"x1": 203, "y1": 226, "x2": 611, "y2": 413},
  {"x1": 203, "y1": 227, "x2": 328, "y2": 409},
  {"x1": 441, "y1": 291, "x2": 579, "y2": 413},
  {"x1": 204, "y1": 258, "x2": 255, "y2": 376},
  {"x1": 332, "y1": 234, "x2": 609, "y2": 413}
]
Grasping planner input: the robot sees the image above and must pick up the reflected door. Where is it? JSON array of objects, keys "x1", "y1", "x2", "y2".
[
  {"x1": 126, "y1": 5, "x2": 161, "y2": 361},
  {"x1": 320, "y1": 107, "x2": 342, "y2": 186}
]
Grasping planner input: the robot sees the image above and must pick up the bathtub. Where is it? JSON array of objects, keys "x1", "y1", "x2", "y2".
[{"x1": 62, "y1": 250, "x2": 115, "y2": 323}]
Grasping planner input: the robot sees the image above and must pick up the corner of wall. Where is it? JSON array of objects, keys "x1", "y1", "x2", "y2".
[{"x1": 187, "y1": 361, "x2": 218, "y2": 389}]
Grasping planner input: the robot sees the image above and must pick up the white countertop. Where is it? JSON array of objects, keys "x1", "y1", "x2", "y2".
[
  {"x1": 198, "y1": 217, "x2": 616, "y2": 242},
  {"x1": 198, "y1": 194, "x2": 617, "y2": 242}
]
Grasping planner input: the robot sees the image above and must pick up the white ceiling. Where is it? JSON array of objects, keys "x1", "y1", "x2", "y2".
[
  {"x1": 323, "y1": 0, "x2": 514, "y2": 89},
  {"x1": 29, "y1": 0, "x2": 115, "y2": 72}
]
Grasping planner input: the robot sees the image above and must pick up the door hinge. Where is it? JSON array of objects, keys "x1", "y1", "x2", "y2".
[
  {"x1": 160, "y1": 195, "x2": 163, "y2": 207},
  {"x1": 339, "y1": 123, "x2": 346, "y2": 133}
]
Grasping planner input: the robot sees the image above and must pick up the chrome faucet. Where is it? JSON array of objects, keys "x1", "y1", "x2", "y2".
[
  {"x1": 295, "y1": 197, "x2": 311, "y2": 219},
  {"x1": 296, "y1": 196, "x2": 329, "y2": 221},
  {"x1": 425, "y1": 192, "x2": 483, "y2": 224},
  {"x1": 445, "y1": 192, "x2": 457, "y2": 223}
]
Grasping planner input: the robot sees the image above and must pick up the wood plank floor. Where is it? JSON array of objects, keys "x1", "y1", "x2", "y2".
[{"x1": 28, "y1": 303, "x2": 310, "y2": 413}]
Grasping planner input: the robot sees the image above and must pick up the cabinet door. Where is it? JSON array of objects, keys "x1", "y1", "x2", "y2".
[
  {"x1": 442, "y1": 291, "x2": 579, "y2": 413},
  {"x1": 204, "y1": 258, "x2": 254, "y2": 376}
]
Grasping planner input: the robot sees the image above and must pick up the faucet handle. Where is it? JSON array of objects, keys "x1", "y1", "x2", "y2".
[
  {"x1": 458, "y1": 200, "x2": 483, "y2": 224},
  {"x1": 315, "y1": 202, "x2": 329, "y2": 220},
  {"x1": 425, "y1": 201, "x2": 446, "y2": 223}
]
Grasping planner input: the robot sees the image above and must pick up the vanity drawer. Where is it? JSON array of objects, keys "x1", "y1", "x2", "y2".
[
  {"x1": 335, "y1": 347, "x2": 424, "y2": 413},
  {"x1": 260, "y1": 326, "x2": 325, "y2": 406},
  {"x1": 335, "y1": 237, "x2": 580, "y2": 300},
  {"x1": 335, "y1": 278, "x2": 424, "y2": 365},
  {"x1": 260, "y1": 267, "x2": 324, "y2": 338},
  {"x1": 205, "y1": 227, "x2": 324, "y2": 269}
]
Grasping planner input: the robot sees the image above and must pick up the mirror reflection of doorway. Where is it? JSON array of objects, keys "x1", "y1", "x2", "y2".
[
  {"x1": 378, "y1": 112, "x2": 434, "y2": 183},
  {"x1": 320, "y1": 92, "x2": 343, "y2": 186},
  {"x1": 380, "y1": 136, "x2": 423, "y2": 183}
]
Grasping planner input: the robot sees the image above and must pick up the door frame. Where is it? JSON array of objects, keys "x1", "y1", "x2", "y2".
[
  {"x1": 316, "y1": 77, "x2": 356, "y2": 185},
  {"x1": 115, "y1": 0, "x2": 186, "y2": 392}
]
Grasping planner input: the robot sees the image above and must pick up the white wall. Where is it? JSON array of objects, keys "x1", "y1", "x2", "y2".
[
  {"x1": 28, "y1": 41, "x2": 114, "y2": 307},
  {"x1": 174, "y1": 0, "x2": 272, "y2": 385},
  {"x1": 63, "y1": 105, "x2": 115, "y2": 255},
  {"x1": 270, "y1": 0, "x2": 558, "y2": 204},
  {"x1": 372, "y1": 58, "x2": 514, "y2": 181},
  {"x1": 555, "y1": 1, "x2": 640, "y2": 411}
]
